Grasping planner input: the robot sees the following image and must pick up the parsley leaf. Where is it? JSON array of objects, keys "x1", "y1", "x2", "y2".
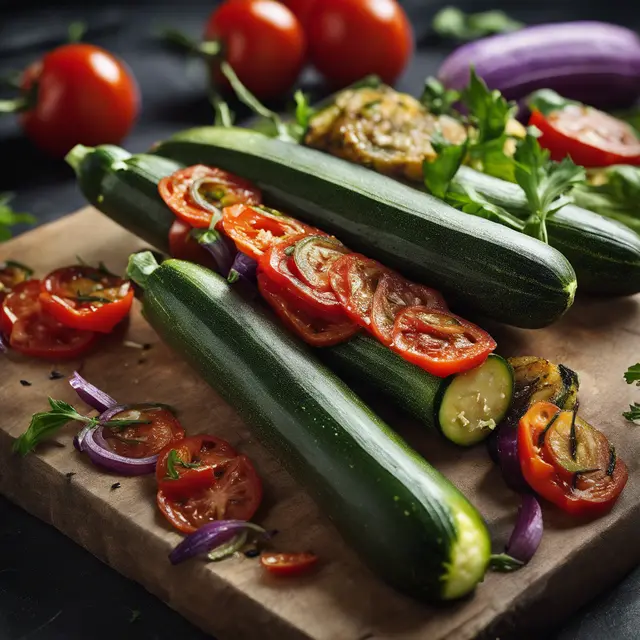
[
  {"x1": 432, "y1": 7, "x2": 523, "y2": 42},
  {"x1": 624, "y1": 364, "x2": 640, "y2": 385},
  {"x1": 423, "y1": 137, "x2": 468, "y2": 199},
  {"x1": 489, "y1": 553, "x2": 524, "y2": 572},
  {"x1": 420, "y1": 77, "x2": 460, "y2": 116},
  {"x1": 294, "y1": 90, "x2": 315, "y2": 131},
  {"x1": 514, "y1": 132, "x2": 585, "y2": 243},
  {"x1": 527, "y1": 89, "x2": 579, "y2": 117},
  {"x1": 623, "y1": 403, "x2": 640, "y2": 423},
  {"x1": 0, "y1": 193, "x2": 35, "y2": 242}
]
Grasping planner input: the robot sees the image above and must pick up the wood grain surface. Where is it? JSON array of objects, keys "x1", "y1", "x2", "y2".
[{"x1": 1, "y1": 209, "x2": 639, "y2": 640}]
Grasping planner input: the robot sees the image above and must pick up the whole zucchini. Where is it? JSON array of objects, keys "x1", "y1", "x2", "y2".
[
  {"x1": 128, "y1": 252, "x2": 492, "y2": 600},
  {"x1": 152, "y1": 127, "x2": 577, "y2": 329}
]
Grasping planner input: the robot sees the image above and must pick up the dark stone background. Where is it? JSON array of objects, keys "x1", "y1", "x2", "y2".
[{"x1": 1, "y1": 1, "x2": 639, "y2": 638}]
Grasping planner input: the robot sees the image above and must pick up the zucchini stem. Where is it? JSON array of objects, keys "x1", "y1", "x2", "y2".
[
  {"x1": 65, "y1": 144, "x2": 94, "y2": 173},
  {"x1": 127, "y1": 251, "x2": 160, "y2": 290}
]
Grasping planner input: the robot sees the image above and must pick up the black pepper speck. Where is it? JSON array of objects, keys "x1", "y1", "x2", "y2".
[
  {"x1": 19, "y1": 380, "x2": 32, "y2": 387},
  {"x1": 49, "y1": 371, "x2": 64, "y2": 380}
]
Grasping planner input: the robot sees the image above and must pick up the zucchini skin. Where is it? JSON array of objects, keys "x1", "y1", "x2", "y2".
[
  {"x1": 139, "y1": 259, "x2": 491, "y2": 600},
  {"x1": 456, "y1": 166, "x2": 640, "y2": 296},
  {"x1": 153, "y1": 127, "x2": 577, "y2": 329}
]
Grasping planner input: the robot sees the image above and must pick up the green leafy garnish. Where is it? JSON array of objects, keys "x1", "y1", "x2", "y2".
[
  {"x1": 527, "y1": 89, "x2": 579, "y2": 117},
  {"x1": 420, "y1": 78, "x2": 460, "y2": 116},
  {"x1": 613, "y1": 109, "x2": 640, "y2": 135},
  {"x1": 72, "y1": 294, "x2": 113, "y2": 304},
  {"x1": 432, "y1": 6, "x2": 523, "y2": 41},
  {"x1": 164, "y1": 448, "x2": 201, "y2": 480},
  {"x1": 294, "y1": 90, "x2": 315, "y2": 131},
  {"x1": 514, "y1": 132, "x2": 585, "y2": 243},
  {"x1": 624, "y1": 364, "x2": 640, "y2": 385},
  {"x1": 489, "y1": 553, "x2": 524, "y2": 572},
  {"x1": 0, "y1": 193, "x2": 36, "y2": 242},
  {"x1": 423, "y1": 137, "x2": 468, "y2": 199},
  {"x1": 623, "y1": 403, "x2": 640, "y2": 423}
]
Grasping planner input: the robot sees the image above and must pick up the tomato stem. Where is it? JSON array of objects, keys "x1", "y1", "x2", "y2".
[
  {"x1": 160, "y1": 28, "x2": 222, "y2": 59},
  {"x1": 67, "y1": 21, "x2": 87, "y2": 43}
]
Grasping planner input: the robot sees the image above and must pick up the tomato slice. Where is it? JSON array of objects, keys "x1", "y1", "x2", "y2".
[
  {"x1": 168, "y1": 219, "x2": 220, "y2": 270},
  {"x1": 370, "y1": 272, "x2": 448, "y2": 345},
  {"x1": 101, "y1": 405, "x2": 185, "y2": 459},
  {"x1": 259, "y1": 234, "x2": 347, "y2": 319},
  {"x1": 292, "y1": 235, "x2": 350, "y2": 292},
  {"x1": 39, "y1": 266, "x2": 133, "y2": 334},
  {"x1": 258, "y1": 272, "x2": 358, "y2": 347},
  {"x1": 0, "y1": 260, "x2": 33, "y2": 302},
  {"x1": 530, "y1": 107, "x2": 640, "y2": 167},
  {"x1": 2, "y1": 280, "x2": 97, "y2": 359},
  {"x1": 390, "y1": 306, "x2": 496, "y2": 377},
  {"x1": 518, "y1": 402, "x2": 628, "y2": 517},
  {"x1": 158, "y1": 165, "x2": 262, "y2": 229},
  {"x1": 157, "y1": 454, "x2": 262, "y2": 534},
  {"x1": 261, "y1": 552, "x2": 319, "y2": 576},
  {"x1": 156, "y1": 434, "x2": 239, "y2": 499},
  {"x1": 222, "y1": 204, "x2": 316, "y2": 261},
  {"x1": 327, "y1": 253, "x2": 390, "y2": 328}
]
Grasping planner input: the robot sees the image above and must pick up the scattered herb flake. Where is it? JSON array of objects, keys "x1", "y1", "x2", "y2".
[
  {"x1": 623, "y1": 402, "x2": 640, "y2": 423},
  {"x1": 111, "y1": 482, "x2": 122, "y2": 491},
  {"x1": 49, "y1": 370, "x2": 64, "y2": 380},
  {"x1": 624, "y1": 363, "x2": 640, "y2": 385},
  {"x1": 19, "y1": 380, "x2": 32, "y2": 387}
]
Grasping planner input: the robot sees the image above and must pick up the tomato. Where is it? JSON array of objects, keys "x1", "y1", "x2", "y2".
[
  {"x1": 168, "y1": 220, "x2": 220, "y2": 270},
  {"x1": 158, "y1": 165, "x2": 262, "y2": 229},
  {"x1": 518, "y1": 402, "x2": 628, "y2": 517},
  {"x1": 0, "y1": 261, "x2": 33, "y2": 302},
  {"x1": 260, "y1": 234, "x2": 346, "y2": 319},
  {"x1": 205, "y1": 0, "x2": 306, "y2": 100},
  {"x1": 258, "y1": 272, "x2": 358, "y2": 346},
  {"x1": 390, "y1": 306, "x2": 495, "y2": 377},
  {"x1": 101, "y1": 405, "x2": 185, "y2": 459},
  {"x1": 157, "y1": 454, "x2": 262, "y2": 533},
  {"x1": 222, "y1": 204, "x2": 315, "y2": 261},
  {"x1": 306, "y1": 0, "x2": 413, "y2": 88},
  {"x1": 261, "y1": 552, "x2": 318, "y2": 576},
  {"x1": 291, "y1": 235, "x2": 350, "y2": 293},
  {"x1": 20, "y1": 44, "x2": 139, "y2": 158},
  {"x1": 370, "y1": 272, "x2": 447, "y2": 346},
  {"x1": 39, "y1": 266, "x2": 133, "y2": 334},
  {"x1": 2, "y1": 280, "x2": 96, "y2": 359},
  {"x1": 279, "y1": 0, "x2": 317, "y2": 29},
  {"x1": 530, "y1": 107, "x2": 640, "y2": 167},
  {"x1": 156, "y1": 434, "x2": 239, "y2": 499},
  {"x1": 327, "y1": 253, "x2": 390, "y2": 328}
]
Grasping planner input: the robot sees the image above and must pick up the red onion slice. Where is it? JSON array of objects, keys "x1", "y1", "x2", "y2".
[
  {"x1": 228, "y1": 252, "x2": 258, "y2": 287},
  {"x1": 495, "y1": 422, "x2": 529, "y2": 493},
  {"x1": 506, "y1": 494, "x2": 543, "y2": 564},
  {"x1": 201, "y1": 234, "x2": 236, "y2": 277},
  {"x1": 69, "y1": 371, "x2": 117, "y2": 412}
]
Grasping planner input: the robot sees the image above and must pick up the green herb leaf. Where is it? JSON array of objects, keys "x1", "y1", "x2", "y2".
[
  {"x1": 72, "y1": 294, "x2": 113, "y2": 304},
  {"x1": 294, "y1": 90, "x2": 315, "y2": 131},
  {"x1": 0, "y1": 193, "x2": 36, "y2": 242},
  {"x1": 613, "y1": 109, "x2": 640, "y2": 135},
  {"x1": 13, "y1": 398, "x2": 92, "y2": 456},
  {"x1": 432, "y1": 6, "x2": 523, "y2": 42},
  {"x1": 624, "y1": 364, "x2": 640, "y2": 385},
  {"x1": 127, "y1": 251, "x2": 159, "y2": 290},
  {"x1": 489, "y1": 553, "x2": 524, "y2": 572},
  {"x1": 528, "y1": 89, "x2": 579, "y2": 117},
  {"x1": 623, "y1": 402, "x2": 640, "y2": 423},
  {"x1": 164, "y1": 448, "x2": 201, "y2": 480},
  {"x1": 423, "y1": 137, "x2": 468, "y2": 199},
  {"x1": 420, "y1": 77, "x2": 461, "y2": 116},
  {"x1": 445, "y1": 184, "x2": 524, "y2": 231}
]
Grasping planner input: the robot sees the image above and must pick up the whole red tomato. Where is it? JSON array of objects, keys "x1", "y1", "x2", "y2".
[
  {"x1": 205, "y1": 0, "x2": 306, "y2": 100},
  {"x1": 307, "y1": 0, "x2": 413, "y2": 88},
  {"x1": 279, "y1": 0, "x2": 317, "y2": 29},
  {"x1": 20, "y1": 44, "x2": 139, "y2": 158}
]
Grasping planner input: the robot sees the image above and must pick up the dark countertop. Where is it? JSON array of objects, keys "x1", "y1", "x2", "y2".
[{"x1": 2, "y1": 1, "x2": 640, "y2": 638}]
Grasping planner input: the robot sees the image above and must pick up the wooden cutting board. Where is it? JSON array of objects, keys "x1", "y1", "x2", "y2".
[{"x1": 2, "y1": 208, "x2": 640, "y2": 640}]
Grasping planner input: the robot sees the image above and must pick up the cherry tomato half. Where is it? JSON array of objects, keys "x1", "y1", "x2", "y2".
[
  {"x1": 158, "y1": 165, "x2": 262, "y2": 229},
  {"x1": 156, "y1": 434, "x2": 239, "y2": 499},
  {"x1": 258, "y1": 272, "x2": 358, "y2": 347},
  {"x1": 157, "y1": 454, "x2": 262, "y2": 533},
  {"x1": 327, "y1": 253, "x2": 390, "y2": 328},
  {"x1": 518, "y1": 402, "x2": 628, "y2": 517},
  {"x1": 261, "y1": 552, "x2": 318, "y2": 576},
  {"x1": 39, "y1": 266, "x2": 133, "y2": 334},
  {"x1": 20, "y1": 44, "x2": 139, "y2": 158},
  {"x1": 2, "y1": 280, "x2": 96, "y2": 359},
  {"x1": 101, "y1": 405, "x2": 185, "y2": 459},
  {"x1": 390, "y1": 306, "x2": 496, "y2": 377},
  {"x1": 205, "y1": 0, "x2": 306, "y2": 100},
  {"x1": 222, "y1": 204, "x2": 315, "y2": 261},
  {"x1": 0, "y1": 261, "x2": 33, "y2": 302},
  {"x1": 168, "y1": 219, "x2": 220, "y2": 270},
  {"x1": 530, "y1": 107, "x2": 640, "y2": 167},
  {"x1": 260, "y1": 234, "x2": 346, "y2": 319},
  {"x1": 370, "y1": 272, "x2": 447, "y2": 345},
  {"x1": 307, "y1": 0, "x2": 413, "y2": 88}
]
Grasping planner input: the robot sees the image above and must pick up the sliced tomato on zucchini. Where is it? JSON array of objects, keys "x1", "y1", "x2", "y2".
[
  {"x1": 222, "y1": 204, "x2": 317, "y2": 261},
  {"x1": 39, "y1": 265, "x2": 133, "y2": 333},
  {"x1": 258, "y1": 272, "x2": 358, "y2": 347},
  {"x1": 168, "y1": 219, "x2": 219, "y2": 270},
  {"x1": 518, "y1": 401, "x2": 628, "y2": 517},
  {"x1": 530, "y1": 106, "x2": 640, "y2": 167},
  {"x1": 157, "y1": 453, "x2": 262, "y2": 533},
  {"x1": 370, "y1": 272, "x2": 447, "y2": 345},
  {"x1": 101, "y1": 405, "x2": 185, "y2": 459},
  {"x1": 2, "y1": 280, "x2": 97, "y2": 359},
  {"x1": 328, "y1": 253, "x2": 390, "y2": 328},
  {"x1": 158, "y1": 165, "x2": 262, "y2": 228},
  {"x1": 390, "y1": 306, "x2": 496, "y2": 377},
  {"x1": 261, "y1": 552, "x2": 319, "y2": 576},
  {"x1": 0, "y1": 261, "x2": 33, "y2": 301},
  {"x1": 292, "y1": 235, "x2": 350, "y2": 292}
]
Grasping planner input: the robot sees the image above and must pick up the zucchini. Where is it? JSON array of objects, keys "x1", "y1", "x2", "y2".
[
  {"x1": 68, "y1": 144, "x2": 514, "y2": 444},
  {"x1": 128, "y1": 252, "x2": 492, "y2": 601},
  {"x1": 152, "y1": 127, "x2": 577, "y2": 329}
]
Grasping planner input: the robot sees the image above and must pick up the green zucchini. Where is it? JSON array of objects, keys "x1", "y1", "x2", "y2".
[
  {"x1": 128, "y1": 252, "x2": 492, "y2": 601},
  {"x1": 68, "y1": 144, "x2": 515, "y2": 444},
  {"x1": 152, "y1": 127, "x2": 577, "y2": 329}
]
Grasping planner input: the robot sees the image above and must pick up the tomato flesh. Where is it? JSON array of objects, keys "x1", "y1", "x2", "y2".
[
  {"x1": 0, "y1": 261, "x2": 33, "y2": 302},
  {"x1": 39, "y1": 265, "x2": 133, "y2": 333},
  {"x1": 530, "y1": 107, "x2": 640, "y2": 167},
  {"x1": 370, "y1": 272, "x2": 447, "y2": 345},
  {"x1": 159, "y1": 165, "x2": 262, "y2": 229},
  {"x1": 390, "y1": 306, "x2": 495, "y2": 377},
  {"x1": 168, "y1": 219, "x2": 220, "y2": 270},
  {"x1": 261, "y1": 552, "x2": 318, "y2": 576},
  {"x1": 518, "y1": 402, "x2": 628, "y2": 517},
  {"x1": 258, "y1": 273, "x2": 358, "y2": 347},
  {"x1": 292, "y1": 235, "x2": 350, "y2": 292}
]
